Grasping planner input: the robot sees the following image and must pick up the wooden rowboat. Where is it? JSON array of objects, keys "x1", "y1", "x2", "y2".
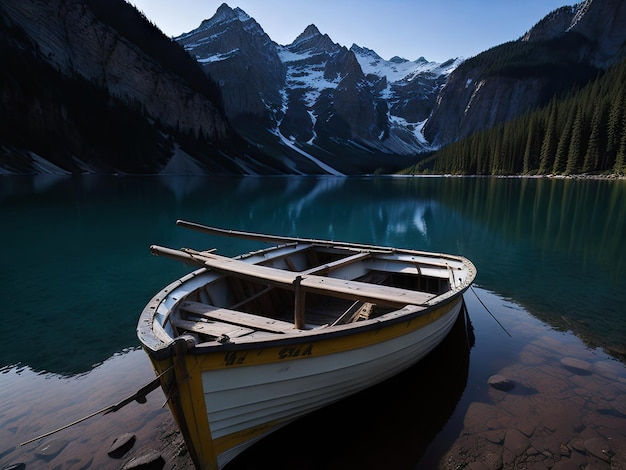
[{"x1": 137, "y1": 220, "x2": 477, "y2": 470}]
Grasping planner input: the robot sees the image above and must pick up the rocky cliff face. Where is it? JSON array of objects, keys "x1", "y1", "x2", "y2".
[
  {"x1": 566, "y1": 0, "x2": 626, "y2": 67},
  {"x1": 521, "y1": 5, "x2": 579, "y2": 42},
  {"x1": 523, "y1": 0, "x2": 626, "y2": 67},
  {"x1": 176, "y1": 4, "x2": 285, "y2": 121},
  {"x1": 424, "y1": 0, "x2": 626, "y2": 147},
  {"x1": 2, "y1": 0, "x2": 230, "y2": 143}
]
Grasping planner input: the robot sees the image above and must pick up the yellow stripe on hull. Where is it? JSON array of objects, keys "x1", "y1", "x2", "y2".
[{"x1": 193, "y1": 300, "x2": 454, "y2": 371}]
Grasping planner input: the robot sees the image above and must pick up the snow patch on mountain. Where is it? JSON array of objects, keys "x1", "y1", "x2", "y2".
[
  {"x1": 389, "y1": 116, "x2": 429, "y2": 144},
  {"x1": 275, "y1": 131, "x2": 344, "y2": 176},
  {"x1": 197, "y1": 48, "x2": 240, "y2": 64},
  {"x1": 306, "y1": 110, "x2": 318, "y2": 144},
  {"x1": 278, "y1": 46, "x2": 341, "y2": 107},
  {"x1": 352, "y1": 45, "x2": 461, "y2": 84},
  {"x1": 278, "y1": 49, "x2": 315, "y2": 62}
]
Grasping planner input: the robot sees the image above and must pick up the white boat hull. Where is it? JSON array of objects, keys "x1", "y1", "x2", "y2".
[{"x1": 204, "y1": 299, "x2": 462, "y2": 468}]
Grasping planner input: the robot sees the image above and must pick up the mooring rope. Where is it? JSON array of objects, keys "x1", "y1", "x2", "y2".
[
  {"x1": 470, "y1": 286, "x2": 512, "y2": 337},
  {"x1": 20, "y1": 365, "x2": 173, "y2": 446}
]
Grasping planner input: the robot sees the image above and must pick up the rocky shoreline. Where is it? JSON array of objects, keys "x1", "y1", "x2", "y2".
[
  {"x1": 121, "y1": 417, "x2": 192, "y2": 470},
  {"x1": 441, "y1": 356, "x2": 626, "y2": 470},
  {"x1": 6, "y1": 363, "x2": 624, "y2": 470}
]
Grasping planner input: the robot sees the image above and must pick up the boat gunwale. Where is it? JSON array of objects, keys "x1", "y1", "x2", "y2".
[
  {"x1": 138, "y1": 240, "x2": 476, "y2": 357},
  {"x1": 140, "y1": 290, "x2": 466, "y2": 355}
]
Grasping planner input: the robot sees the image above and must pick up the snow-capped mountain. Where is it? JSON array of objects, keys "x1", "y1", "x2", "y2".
[
  {"x1": 349, "y1": 45, "x2": 461, "y2": 148},
  {"x1": 177, "y1": 3, "x2": 461, "y2": 174}
]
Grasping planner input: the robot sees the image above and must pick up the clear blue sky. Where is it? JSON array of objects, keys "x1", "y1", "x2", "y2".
[{"x1": 129, "y1": 0, "x2": 572, "y2": 62}]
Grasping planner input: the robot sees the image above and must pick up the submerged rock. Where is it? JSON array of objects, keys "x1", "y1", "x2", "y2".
[
  {"x1": 34, "y1": 439, "x2": 68, "y2": 460},
  {"x1": 108, "y1": 432, "x2": 136, "y2": 458},
  {"x1": 561, "y1": 357, "x2": 593, "y2": 374},
  {"x1": 487, "y1": 374, "x2": 514, "y2": 391},
  {"x1": 569, "y1": 437, "x2": 586, "y2": 453},
  {"x1": 504, "y1": 428, "x2": 529, "y2": 456},
  {"x1": 552, "y1": 459, "x2": 582, "y2": 469},
  {"x1": 465, "y1": 462, "x2": 491, "y2": 469},
  {"x1": 122, "y1": 450, "x2": 165, "y2": 470},
  {"x1": 584, "y1": 437, "x2": 612, "y2": 462}
]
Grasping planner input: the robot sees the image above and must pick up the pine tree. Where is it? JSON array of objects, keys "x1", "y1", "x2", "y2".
[
  {"x1": 491, "y1": 130, "x2": 503, "y2": 175},
  {"x1": 468, "y1": 135, "x2": 479, "y2": 174},
  {"x1": 615, "y1": 129, "x2": 626, "y2": 175},
  {"x1": 553, "y1": 103, "x2": 576, "y2": 174},
  {"x1": 583, "y1": 101, "x2": 607, "y2": 172},
  {"x1": 501, "y1": 124, "x2": 517, "y2": 174},
  {"x1": 565, "y1": 105, "x2": 587, "y2": 174},
  {"x1": 606, "y1": 98, "x2": 623, "y2": 157},
  {"x1": 523, "y1": 113, "x2": 545, "y2": 174},
  {"x1": 476, "y1": 141, "x2": 485, "y2": 175},
  {"x1": 539, "y1": 99, "x2": 558, "y2": 174}
]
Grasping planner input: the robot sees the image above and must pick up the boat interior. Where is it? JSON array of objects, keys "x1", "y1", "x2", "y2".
[{"x1": 163, "y1": 243, "x2": 460, "y2": 344}]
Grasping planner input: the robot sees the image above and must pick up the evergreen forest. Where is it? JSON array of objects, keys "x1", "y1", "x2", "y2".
[{"x1": 406, "y1": 57, "x2": 626, "y2": 176}]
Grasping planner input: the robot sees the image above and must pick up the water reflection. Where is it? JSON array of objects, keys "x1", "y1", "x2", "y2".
[
  {"x1": 0, "y1": 175, "x2": 624, "y2": 375},
  {"x1": 426, "y1": 177, "x2": 626, "y2": 353}
]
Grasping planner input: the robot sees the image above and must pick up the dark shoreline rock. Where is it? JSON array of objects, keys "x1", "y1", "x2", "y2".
[{"x1": 108, "y1": 432, "x2": 136, "y2": 458}]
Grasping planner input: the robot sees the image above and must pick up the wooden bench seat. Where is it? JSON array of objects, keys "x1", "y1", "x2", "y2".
[
  {"x1": 300, "y1": 251, "x2": 370, "y2": 275},
  {"x1": 171, "y1": 317, "x2": 254, "y2": 340},
  {"x1": 180, "y1": 300, "x2": 299, "y2": 334}
]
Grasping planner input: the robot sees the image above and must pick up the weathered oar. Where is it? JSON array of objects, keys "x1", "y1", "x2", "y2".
[
  {"x1": 176, "y1": 219, "x2": 306, "y2": 245},
  {"x1": 176, "y1": 219, "x2": 396, "y2": 254}
]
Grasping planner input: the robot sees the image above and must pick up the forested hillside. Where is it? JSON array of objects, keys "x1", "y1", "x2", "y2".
[{"x1": 407, "y1": 56, "x2": 626, "y2": 176}]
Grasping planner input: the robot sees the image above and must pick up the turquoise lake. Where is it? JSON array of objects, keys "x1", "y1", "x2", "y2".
[{"x1": 1, "y1": 175, "x2": 625, "y2": 469}]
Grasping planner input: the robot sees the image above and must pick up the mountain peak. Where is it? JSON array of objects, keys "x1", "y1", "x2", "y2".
[
  {"x1": 209, "y1": 3, "x2": 251, "y2": 26},
  {"x1": 182, "y1": 3, "x2": 261, "y2": 42},
  {"x1": 288, "y1": 24, "x2": 338, "y2": 54},
  {"x1": 350, "y1": 44, "x2": 382, "y2": 61},
  {"x1": 294, "y1": 24, "x2": 322, "y2": 42},
  {"x1": 389, "y1": 56, "x2": 408, "y2": 64}
]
